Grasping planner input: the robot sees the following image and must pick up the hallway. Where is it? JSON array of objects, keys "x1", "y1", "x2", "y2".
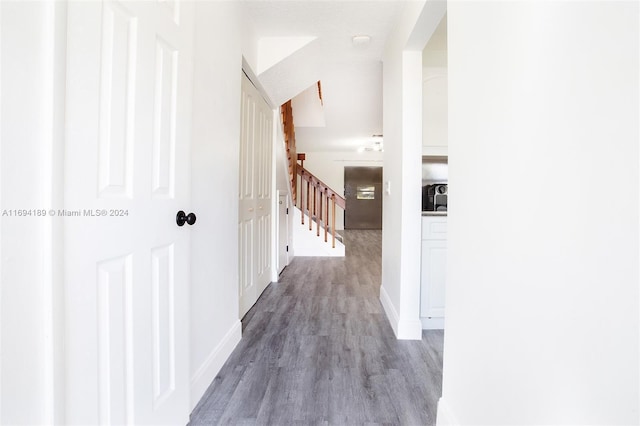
[{"x1": 190, "y1": 231, "x2": 444, "y2": 425}]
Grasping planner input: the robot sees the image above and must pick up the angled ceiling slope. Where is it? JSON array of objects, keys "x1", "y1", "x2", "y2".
[
  {"x1": 244, "y1": 1, "x2": 404, "y2": 151},
  {"x1": 257, "y1": 36, "x2": 317, "y2": 75}
]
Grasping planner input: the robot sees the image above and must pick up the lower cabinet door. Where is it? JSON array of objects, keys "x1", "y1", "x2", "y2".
[{"x1": 420, "y1": 239, "x2": 447, "y2": 318}]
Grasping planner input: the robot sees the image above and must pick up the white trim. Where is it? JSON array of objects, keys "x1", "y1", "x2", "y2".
[
  {"x1": 287, "y1": 192, "x2": 294, "y2": 260},
  {"x1": 379, "y1": 285, "x2": 399, "y2": 337},
  {"x1": 0, "y1": 3, "x2": 3, "y2": 421},
  {"x1": 420, "y1": 316, "x2": 444, "y2": 330},
  {"x1": 189, "y1": 320, "x2": 242, "y2": 411},
  {"x1": 436, "y1": 397, "x2": 460, "y2": 426},
  {"x1": 270, "y1": 110, "x2": 279, "y2": 282},
  {"x1": 422, "y1": 146, "x2": 448, "y2": 157},
  {"x1": 44, "y1": 2, "x2": 67, "y2": 423},
  {"x1": 42, "y1": 2, "x2": 69, "y2": 422},
  {"x1": 381, "y1": 287, "x2": 423, "y2": 340},
  {"x1": 42, "y1": 1, "x2": 55, "y2": 421},
  {"x1": 241, "y1": 58, "x2": 275, "y2": 109},
  {"x1": 397, "y1": 316, "x2": 423, "y2": 340}
]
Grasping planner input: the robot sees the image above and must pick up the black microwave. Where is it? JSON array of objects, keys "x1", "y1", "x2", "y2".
[{"x1": 422, "y1": 184, "x2": 448, "y2": 212}]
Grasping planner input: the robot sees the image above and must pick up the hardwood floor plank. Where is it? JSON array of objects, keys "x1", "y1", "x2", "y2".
[{"x1": 190, "y1": 230, "x2": 444, "y2": 426}]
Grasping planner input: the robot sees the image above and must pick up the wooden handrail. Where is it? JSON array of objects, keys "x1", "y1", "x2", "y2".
[
  {"x1": 281, "y1": 101, "x2": 297, "y2": 205},
  {"x1": 297, "y1": 166, "x2": 346, "y2": 210},
  {"x1": 317, "y1": 81, "x2": 323, "y2": 105}
]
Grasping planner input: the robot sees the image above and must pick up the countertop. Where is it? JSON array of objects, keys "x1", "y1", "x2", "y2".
[{"x1": 422, "y1": 211, "x2": 448, "y2": 216}]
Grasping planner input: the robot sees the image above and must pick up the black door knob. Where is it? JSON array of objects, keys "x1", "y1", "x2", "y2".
[
  {"x1": 176, "y1": 210, "x2": 187, "y2": 226},
  {"x1": 176, "y1": 211, "x2": 197, "y2": 226},
  {"x1": 186, "y1": 212, "x2": 196, "y2": 225}
]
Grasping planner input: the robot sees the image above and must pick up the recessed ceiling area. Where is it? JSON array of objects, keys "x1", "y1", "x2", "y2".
[{"x1": 242, "y1": 0, "x2": 406, "y2": 152}]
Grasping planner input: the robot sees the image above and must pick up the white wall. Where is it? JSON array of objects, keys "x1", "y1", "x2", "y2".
[
  {"x1": 188, "y1": 1, "x2": 247, "y2": 409},
  {"x1": 380, "y1": 0, "x2": 446, "y2": 340},
  {"x1": 439, "y1": 2, "x2": 639, "y2": 424},
  {"x1": 0, "y1": 2, "x2": 66, "y2": 424},
  {"x1": 0, "y1": 4, "x2": 49, "y2": 422},
  {"x1": 301, "y1": 151, "x2": 382, "y2": 230},
  {"x1": 291, "y1": 83, "x2": 325, "y2": 127}
]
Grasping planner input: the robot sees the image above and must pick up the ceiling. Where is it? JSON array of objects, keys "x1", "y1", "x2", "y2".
[
  {"x1": 243, "y1": 1, "x2": 408, "y2": 152},
  {"x1": 423, "y1": 13, "x2": 447, "y2": 68}
]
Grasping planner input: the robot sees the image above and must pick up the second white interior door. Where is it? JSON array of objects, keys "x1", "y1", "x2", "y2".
[{"x1": 239, "y1": 73, "x2": 273, "y2": 318}]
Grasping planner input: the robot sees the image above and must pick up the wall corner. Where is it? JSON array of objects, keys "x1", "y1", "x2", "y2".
[
  {"x1": 379, "y1": 284, "x2": 400, "y2": 337},
  {"x1": 436, "y1": 397, "x2": 460, "y2": 426}
]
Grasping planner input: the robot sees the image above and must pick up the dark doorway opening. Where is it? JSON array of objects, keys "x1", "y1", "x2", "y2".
[{"x1": 344, "y1": 166, "x2": 383, "y2": 229}]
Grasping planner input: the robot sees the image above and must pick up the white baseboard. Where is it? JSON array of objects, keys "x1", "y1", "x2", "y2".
[
  {"x1": 397, "y1": 317, "x2": 423, "y2": 340},
  {"x1": 379, "y1": 285, "x2": 422, "y2": 340},
  {"x1": 189, "y1": 320, "x2": 242, "y2": 410},
  {"x1": 436, "y1": 397, "x2": 460, "y2": 426},
  {"x1": 421, "y1": 316, "x2": 445, "y2": 330},
  {"x1": 379, "y1": 285, "x2": 399, "y2": 337}
]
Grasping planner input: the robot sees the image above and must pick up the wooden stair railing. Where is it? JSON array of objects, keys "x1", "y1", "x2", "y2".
[
  {"x1": 281, "y1": 100, "x2": 297, "y2": 205},
  {"x1": 281, "y1": 98, "x2": 344, "y2": 249},
  {"x1": 297, "y1": 166, "x2": 346, "y2": 248}
]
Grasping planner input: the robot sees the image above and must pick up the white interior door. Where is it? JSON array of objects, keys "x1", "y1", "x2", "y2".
[
  {"x1": 64, "y1": 1, "x2": 194, "y2": 424},
  {"x1": 239, "y1": 73, "x2": 273, "y2": 318}
]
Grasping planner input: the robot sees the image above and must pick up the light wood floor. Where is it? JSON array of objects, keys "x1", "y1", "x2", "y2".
[{"x1": 189, "y1": 230, "x2": 444, "y2": 426}]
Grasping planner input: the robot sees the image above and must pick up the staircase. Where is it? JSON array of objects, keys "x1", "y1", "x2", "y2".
[
  {"x1": 296, "y1": 165, "x2": 345, "y2": 248},
  {"x1": 280, "y1": 98, "x2": 346, "y2": 254},
  {"x1": 281, "y1": 100, "x2": 297, "y2": 205}
]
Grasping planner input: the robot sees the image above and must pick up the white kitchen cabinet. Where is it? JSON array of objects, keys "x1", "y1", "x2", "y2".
[
  {"x1": 422, "y1": 72, "x2": 448, "y2": 157},
  {"x1": 421, "y1": 216, "x2": 447, "y2": 329}
]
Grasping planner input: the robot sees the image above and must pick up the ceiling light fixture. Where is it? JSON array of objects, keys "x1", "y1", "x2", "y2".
[{"x1": 352, "y1": 35, "x2": 371, "y2": 48}]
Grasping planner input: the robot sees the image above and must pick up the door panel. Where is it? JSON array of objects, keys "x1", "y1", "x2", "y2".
[
  {"x1": 150, "y1": 243, "x2": 176, "y2": 408},
  {"x1": 64, "y1": 1, "x2": 193, "y2": 424},
  {"x1": 97, "y1": 0, "x2": 136, "y2": 199},
  {"x1": 239, "y1": 74, "x2": 272, "y2": 317},
  {"x1": 239, "y1": 218, "x2": 254, "y2": 316},
  {"x1": 96, "y1": 254, "x2": 134, "y2": 425},
  {"x1": 344, "y1": 167, "x2": 383, "y2": 229},
  {"x1": 152, "y1": 38, "x2": 179, "y2": 198},
  {"x1": 420, "y1": 239, "x2": 447, "y2": 318}
]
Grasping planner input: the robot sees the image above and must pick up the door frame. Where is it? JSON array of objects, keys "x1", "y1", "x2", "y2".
[{"x1": 276, "y1": 191, "x2": 291, "y2": 274}]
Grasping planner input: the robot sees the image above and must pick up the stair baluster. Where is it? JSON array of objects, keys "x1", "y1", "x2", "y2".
[{"x1": 331, "y1": 194, "x2": 336, "y2": 248}]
